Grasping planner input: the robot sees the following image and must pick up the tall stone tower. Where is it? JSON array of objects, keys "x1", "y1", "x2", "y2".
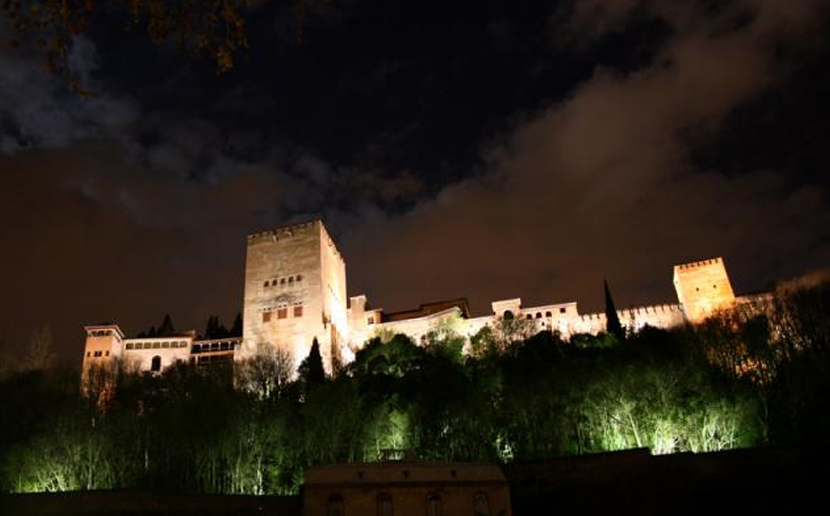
[
  {"x1": 673, "y1": 257, "x2": 736, "y2": 324},
  {"x1": 239, "y1": 220, "x2": 348, "y2": 373}
]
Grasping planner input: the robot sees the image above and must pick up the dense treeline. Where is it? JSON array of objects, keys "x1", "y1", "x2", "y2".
[{"x1": 1, "y1": 280, "x2": 828, "y2": 495}]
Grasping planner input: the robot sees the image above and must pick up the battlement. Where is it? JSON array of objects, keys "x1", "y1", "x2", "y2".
[
  {"x1": 674, "y1": 257, "x2": 724, "y2": 272},
  {"x1": 246, "y1": 219, "x2": 320, "y2": 244},
  {"x1": 246, "y1": 219, "x2": 345, "y2": 264},
  {"x1": 576, "y1": 303, "x2": 685, "y2": 333},
  {"x1": 620, "y1": 303, "x2": 683, "y2": 317},
  {"x1": 84, "y1": 324, "x2": 124, "y2": 340}
]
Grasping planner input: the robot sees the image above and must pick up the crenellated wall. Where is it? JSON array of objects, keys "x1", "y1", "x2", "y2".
[{"x1": 81, "y1": 217, "x2": 749, "y2": 375}]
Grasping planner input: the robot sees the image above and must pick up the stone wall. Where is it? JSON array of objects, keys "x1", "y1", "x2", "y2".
[
  {"x1": 241, "y1": 221, "x2": 327, "y2": 371},
  {"x1": 673, "y1": 257, "x2": 736, "y2": 323}
]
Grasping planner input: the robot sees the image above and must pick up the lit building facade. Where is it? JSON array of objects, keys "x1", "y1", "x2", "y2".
[{"x1": 81, "y1": 219, "x2": 748, "y2": 375}]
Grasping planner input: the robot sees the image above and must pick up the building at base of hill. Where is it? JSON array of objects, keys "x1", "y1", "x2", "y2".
[
  {"x1": 81, "y1": 220, "x2": 758, "y2": 376},
  {"x1": 303, "y1": 461, "x2": 511, "y2": 516}
]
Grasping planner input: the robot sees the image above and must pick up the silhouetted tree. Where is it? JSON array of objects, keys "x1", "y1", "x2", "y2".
[
  {"x1": 21, "y1": 325, "x2": 56, "y2": 372},
  {"x1": 158, "y1": 314, "x2": 176, "y2": 336},
  {"x1": 203, "y1": 315, "x2": 229, "y2": 339},
  {"x1": 298, "y1": 338, "x2": 326, "y2": 387},
  {"x1": 230, "y1": 313, "x2": 243, "y2": 337},
  {"x1": 605, "y1": 279, "x2": 625, "y2": 340}
]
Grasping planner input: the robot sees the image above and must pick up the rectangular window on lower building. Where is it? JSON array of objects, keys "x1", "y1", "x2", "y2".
[
  {"x1": 294, "y1": 306, "x2": 303, "y2": 317},
  {"x1": 277, "y1": 308, "x2": 288, "y2": 319},
  {"x1": 262, "y1": 311, "x2": 272, "y2": 323}
]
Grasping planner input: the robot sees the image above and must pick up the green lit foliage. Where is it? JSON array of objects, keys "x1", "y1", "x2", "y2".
[
  {"x1": 4, "y1": 282, "x2": 830, "y2": 495},
  {"x1": 422, "y1": 314, "x2": 466, "y2": 363},
  {"x1": 7, "y1": 407, "x2": 142, "y2": 493}
]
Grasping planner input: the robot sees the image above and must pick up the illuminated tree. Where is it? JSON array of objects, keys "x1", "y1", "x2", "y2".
[
  {"x1": 234, "y1": 341, "x2": 293, "y2": 400},
  {"x1": 20, "y1": 325, "x2": 56, "y2": 372}
]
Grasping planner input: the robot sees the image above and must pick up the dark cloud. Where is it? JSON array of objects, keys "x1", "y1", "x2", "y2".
[
  {"x1": 0, "y1": 33, "x2": 138, "y2": 153},
  {"x1": 341, "y1": 0, "x2": 830, "y2": 316}
]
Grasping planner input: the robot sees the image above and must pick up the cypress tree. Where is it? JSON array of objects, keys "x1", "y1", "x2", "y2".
[
  {"x1": 159, "y1": 314, "x2": 175, "y2": 336},
  {"x1": 230, "y1": 312, "x2": 243, "y2": 337},
  {"x1": 604, "y1": 279, "x2": 625, "y2": 340},
  {"x1": 298, "y1": 338, "x2": 326, "y2": 385}
]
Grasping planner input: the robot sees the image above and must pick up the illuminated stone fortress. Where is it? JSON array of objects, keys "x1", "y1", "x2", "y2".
[{"x1": 82, "y1": 220, "x2": 749, "y2": 375}]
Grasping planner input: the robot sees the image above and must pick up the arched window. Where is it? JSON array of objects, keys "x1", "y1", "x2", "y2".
[
  {"x1": 536, "y1": 312, "x2": 542, "y2": 318},
  {"x1": 377, "y1": 492, "x2": 393, "y2": 516},
  {"x1": 327, "y1": 493, "x2": 344, "y2": 516},
  {"x1": 150, "y1": 355, "x2": 162, "y2": 372},
  {"x1": 473, "y1": 491, "x2": 490, "y2": 516},
  {"x1": 503, "y1": 310, "x2": 514, "y2": 320},
  {"x1": 526, "y1": 314, "x2": 533, "y2": 320},
  {"x1": 426, "y1": 493, "x2": 442, "y2": 516}
]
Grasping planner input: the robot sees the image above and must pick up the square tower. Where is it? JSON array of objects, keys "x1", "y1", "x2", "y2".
[
  {"x1": 673, "y1": 257, "x2": 736, "y2": 324},
  {"x1": 239, "y1": 220, "x2": 348, "y2": 373}
]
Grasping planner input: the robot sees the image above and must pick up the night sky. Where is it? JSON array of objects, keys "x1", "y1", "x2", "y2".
[{"x1": 2, "y1": 0, "x2": 829, "y2": 365}]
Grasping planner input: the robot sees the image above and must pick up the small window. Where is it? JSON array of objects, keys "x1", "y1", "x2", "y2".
[
  {"x1": 263, "y1": 311, "x2": 272, "y2": 323},
  {"x1": 368, "y1": 316, "x2": 375, "y2": 325},
  {"x1": 560, "y1": 307, "x2": 566, "y2": 314},
  {"x1": 713, "y1": 284, "x2": 718, "y2": 289},
  {"x1": 294, "y1": 306, "x2": 303, "y2": 317},
  {"x1": 526, "y1": 314, "x2": 532, "y2": 320},
  {"x1": 263, "y1": 281, "x2": 269, "y2": 288},
  {"x1": 277, "y1": 308, "x2": 288, "y2": 319},
  {"x1": 545, "y1": 311, "x2": 552, "y2": 317},
  {"x1": 696, "y1": 287, "x2": 700, "y2": 291},
  {"x1": 105, "y1": 350, "x2": 110, "y2": 356},
  {"x1": 162, "y1": 341, "x2": 170, "y2": 348},
  {"x1": 503, "y1": 310, "x2": 514, "y2": 320},
  {"x1": 86, "y1": 351, "x2": 91, "y2": 357},
  {"x1": 473, "y1": 492, "x2": 490, "y2": 516},
  {"x1": 144, "y1": 342, "x2": 153, "y2": 349},
  {"x1": 126, "y1": 344, "x2": 133, "y2": 350},
  {"x1": 377, "y1": 492, "x2": 393, "y2": 516},
  {"x1": 296, "y1": 274, "x2": 303, "y2": 281},
  {"x1": 93, "y1": 350, "x2": 102, "y2": 357},
  {"x1": 327, "y1": 493, "x2": 344, "y2": 516},
  {"x1": 289, "y1": 276, "x2": 294, "y2": 283},
  {"x1": 281, "y1": 278, "x2": 286, "y2": 284},
  {"x1": 427, "y1": 493, "x2": 442, "y2": 516},
  {"x1": 536, "y1": 312, "x2": 542, "y2": 318},
  {"x1": 150, "y1": 355, "x2": 162, "y2": 372},
  {"x1": 153, "y1": 342, "x2": 161, "y2": 349}
]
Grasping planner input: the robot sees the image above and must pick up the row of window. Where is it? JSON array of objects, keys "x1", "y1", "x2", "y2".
[
  {"x1": 263, "y1": 305, "x2": 304, "y2": 322},
  {"x1": 525, "y1": 308, "x2": 565, "y2": 320},
  {"x1": 125, "y1": 341, "x2": 188, "y2": 350},
  {"x1": 86, "y1": 350, "x2": 110, "y2": 358},
  {"x1": 89, "y1": 330, "x2": 115, "y2": 337},
  {"x1": 263, "y1": 274, "x2": 303, "y2": 288},
  {"x1": 326, "y1": 491, "x2": 490, "y2": 516},
  {"x1": 192, "y1": 341, "x2": 236, "y2": 353},
  {"x1": 504, "y1": 308, "x2": 567, "y2": 320}
]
